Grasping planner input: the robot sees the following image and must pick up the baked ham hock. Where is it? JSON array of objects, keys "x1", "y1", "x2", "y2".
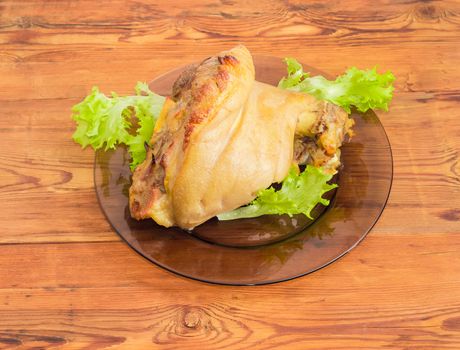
[{"x1": 129, "y1": 45, "x2": 353, "y2": 229}]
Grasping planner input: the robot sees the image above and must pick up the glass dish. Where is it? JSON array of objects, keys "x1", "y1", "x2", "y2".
[{"x1": 94, "y1": 56, "x2": 393, "y2": 285}]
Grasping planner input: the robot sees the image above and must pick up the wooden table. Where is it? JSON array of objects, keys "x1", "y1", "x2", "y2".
[{"x1": 1, "y1": 0, "x2": 459, "y2": 348}]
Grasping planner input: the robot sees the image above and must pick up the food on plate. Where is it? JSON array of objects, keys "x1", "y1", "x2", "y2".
[{"x1": 72, "y1": 45, "x2": 394, "y2": 230}]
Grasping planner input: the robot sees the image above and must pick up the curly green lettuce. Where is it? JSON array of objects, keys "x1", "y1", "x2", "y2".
[
  {"x1": 218, "y1": 166, "x2": 337, "y2": 221},
  {"x1": 72, "y1": 82, "x2": 165, "y2": 170},
  {"x1": 278, "y1": 58, "x2": 395, "y2": 113},
  {"x1": 72, "y1": 57, "x2": 395, "y2": 223}
]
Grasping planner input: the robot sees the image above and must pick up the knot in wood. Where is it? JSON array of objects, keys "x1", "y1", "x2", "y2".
[
  {"x1": 183, "y1": 309, "x2": 201, "y2": 329},
  {"x1": 17, "y1": 17, "x2": 33, "y2": 29},
  {"x1": 415, "y1": 5, "x2": 444, "y2": 20}
]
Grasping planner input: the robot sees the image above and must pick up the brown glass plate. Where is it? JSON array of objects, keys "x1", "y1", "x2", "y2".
[{"x1": 94, "y1": 56, "x2": 393, "y2": 285}]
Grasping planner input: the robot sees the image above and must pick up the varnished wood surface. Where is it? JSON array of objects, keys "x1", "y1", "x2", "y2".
[{"x1": 0, "y1": 0, "x2": 459, "y2": 348}]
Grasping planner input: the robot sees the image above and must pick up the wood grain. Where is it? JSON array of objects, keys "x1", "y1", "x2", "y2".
[{"x1": 0, "y1": 0, "x2": 459, "y2": 348}]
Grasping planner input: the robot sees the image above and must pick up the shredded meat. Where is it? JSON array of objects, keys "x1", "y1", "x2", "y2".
[{"x1": 294, "y1": 103, "x2": 354, "y2": 173}]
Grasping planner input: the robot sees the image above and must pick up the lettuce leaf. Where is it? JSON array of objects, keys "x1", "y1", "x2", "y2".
[
  {"x1": 217, "y1": 166, "x2": 337, "y2": 221},
  {"x1": 278, "y1": 58, "x2": 395, "y2": 113},
  {"x1": 72, "y1": 82, "x2": 165, "y2": 170}
]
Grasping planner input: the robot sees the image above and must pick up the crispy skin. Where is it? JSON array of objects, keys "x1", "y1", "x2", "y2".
[
  {"x1": 129, "y1": 45, "x2": 353, "y2": 229},
  {"x1": 129, "y1": 45, "x2": 255, "y2": 227},
  {"x1": 171, "y1": 64, "x2": 198, "y2": 102}
]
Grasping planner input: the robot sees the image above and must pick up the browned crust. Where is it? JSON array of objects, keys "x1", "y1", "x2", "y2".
[
  {"x1": 180, "y1": 54, "x2": 240, "y2": 149},
  {"x1": 171, "y1": 64, "x2": 198, "y2": 102},
  {"x1": 129, "y1": 49, "x2": 247, "y2": 221}
]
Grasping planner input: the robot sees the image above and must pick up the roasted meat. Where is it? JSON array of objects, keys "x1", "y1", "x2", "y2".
[{"x1": 129, "y1": 45, "x2": 353, "y2": 229}]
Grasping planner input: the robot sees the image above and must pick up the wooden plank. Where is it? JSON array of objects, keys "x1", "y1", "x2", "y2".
[
  {"x1": 0, "y1": 235, "x2": 459, "y2": 349},
  {"x1": 0, "y1": 43, "x2": 459, "y2": 102},
  {"x1": 0, "y1": 94, "x2": 458, "y2": 243},
  {"x1": 0, "y1": 0, "x2": 459, "y2": 47}
]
